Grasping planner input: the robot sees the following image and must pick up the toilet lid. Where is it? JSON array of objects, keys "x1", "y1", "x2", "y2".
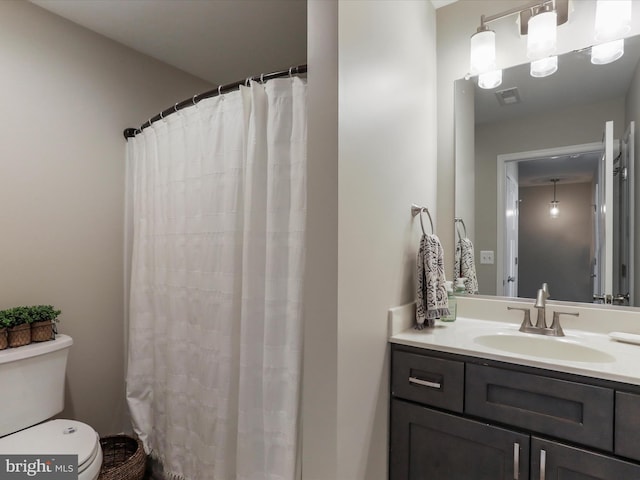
[{"x1": 0, "y1": 419, "x2": 100, "y2": 473}]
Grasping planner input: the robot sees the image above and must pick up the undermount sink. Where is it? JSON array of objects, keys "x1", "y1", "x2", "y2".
[{"x1": 474, "y1": 333, "x2": 616, "y2": 363}]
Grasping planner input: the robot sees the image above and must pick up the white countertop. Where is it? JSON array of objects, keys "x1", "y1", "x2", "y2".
[{"x1": 388, "y1": 298, "x2": 640, "y2": 387}]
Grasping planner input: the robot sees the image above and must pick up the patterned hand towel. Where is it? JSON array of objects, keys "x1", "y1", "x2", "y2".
[
  {"x1": 455, "y1": 237, "x2": 479, "y2": 294},
  {"x1": 416, "y1": 233, "x2": 450, "y2": 329}
]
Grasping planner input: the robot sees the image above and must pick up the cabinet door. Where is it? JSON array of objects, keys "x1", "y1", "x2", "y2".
[
  {"x1": 532, "y1": 437, "x2": 640, "y2": 480},
  {"x1": 390, "y1": 399, "x2": 529, "y2": 480}
]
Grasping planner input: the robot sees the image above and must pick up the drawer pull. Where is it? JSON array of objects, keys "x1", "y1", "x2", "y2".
[
  {"x1": 408, "y1": 376, "x2": 441, "y2": 389},
  {"x1": 513, "y1": 443, "x2": 519, "y2": 480},
  {"x1": 540, "y1": 449, "x2": 546, "y2": 480}
]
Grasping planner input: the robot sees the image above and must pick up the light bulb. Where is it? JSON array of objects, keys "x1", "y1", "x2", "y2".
[
  {"x1": 530, "y1": 56, "x2": 558, "y2": 77},
  {"x1": 591, "y1": 39, "x2": 625, "y2": 64},
  {"x1": 528, "y1": 9, "x2": 557, "y2": 60},
  {"x1": 478, "y1": 69, "x2": 502, "y2": 89},
  {"x1": 595, "y1": 0, "x2": 631, "y2": 43},
  {"x1": 470, "y1": 28, "x2": 496, "y2": 75},
  {"x1": 550, "y1": 201, "x2": 560, "y2": 218}
]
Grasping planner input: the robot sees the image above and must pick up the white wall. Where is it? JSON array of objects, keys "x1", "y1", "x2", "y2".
[
  {"x1": 437, "y1": 0, "x2": 640, "y2": 275},
  {"x1": 303, "y1": 1, "x2": 437, "y2": 478},
  {"x1": 0, "y1": 1, "x2": 211, "y2": 435}
]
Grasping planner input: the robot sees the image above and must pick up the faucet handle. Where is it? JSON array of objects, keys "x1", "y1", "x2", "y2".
[
  {"x1": 552, "y1": 311, "x2": 579, "y2": 321},
  {"x1": 550, "y1": 311, "x2": 579, "y2": 337},
  {"x1": 508, "y1": 306, "x2": 532, "y2": 330}
]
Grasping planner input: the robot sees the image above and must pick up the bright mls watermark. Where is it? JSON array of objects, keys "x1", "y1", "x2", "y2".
[{"x1": 0, "y1": 456, "x2": 77, "y2": 479}]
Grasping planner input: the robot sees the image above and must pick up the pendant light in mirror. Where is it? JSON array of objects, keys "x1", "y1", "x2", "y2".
[{"x1": 549, "y1": 179, "x2": 560, "y2": 219}]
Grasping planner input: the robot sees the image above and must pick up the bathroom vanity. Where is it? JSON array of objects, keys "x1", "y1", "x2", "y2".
[{"x1": 388, "y1": 298, "x2": 640, "y2": 480}]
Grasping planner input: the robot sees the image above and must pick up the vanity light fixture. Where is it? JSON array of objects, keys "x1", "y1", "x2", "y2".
[
  {"x1": 469, "y1": 0, "x2": 569, "y2": 88},
  {"x1": 591, "y1": 0, "x2": 632, "y2": 65},
  {"x1": 549, "y1": 178, "x2": 560, "y2": 219}
]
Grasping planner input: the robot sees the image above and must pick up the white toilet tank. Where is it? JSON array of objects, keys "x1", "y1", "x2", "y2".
[{"x1": 0, "y1": 334, "x2": 73, "y2": 437}]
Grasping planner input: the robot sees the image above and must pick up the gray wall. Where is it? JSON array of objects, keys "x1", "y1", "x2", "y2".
[
  {"x1": 518, "y1": 183, "x2": 593, "y2": 302},
  {"x1": 0, "y1": 1, "x2": 211, "y2": 435},
  {"x1": 474, "y1": 98, "x2": 625, "y2": 294},
  {"x1": 625, "y1": 50, "x2": 640, "y2": 305}
]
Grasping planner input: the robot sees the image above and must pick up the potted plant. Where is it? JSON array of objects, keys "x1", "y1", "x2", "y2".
[
  {"x1": 0, "y1": 311, "x2": 9, "y2": 350},
  {"x1": 29, "y1": 305, "x2": 60, "y2": 342},
  {"x1": 4, "y1": 306, "x2": 32, "y2": 348}
]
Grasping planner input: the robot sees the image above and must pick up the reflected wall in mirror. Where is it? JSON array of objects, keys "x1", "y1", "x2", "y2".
[{"x1": 455, "y1": 34, "x2": 640, "y2": 306}]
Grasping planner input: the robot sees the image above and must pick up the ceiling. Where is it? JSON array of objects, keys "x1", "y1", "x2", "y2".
[
  {"x1": 29, "y1": 0, "x2": 307, "y2": 86},
  {"x1": 29, "y1": 0, "x2": 458, "y2": 86}
]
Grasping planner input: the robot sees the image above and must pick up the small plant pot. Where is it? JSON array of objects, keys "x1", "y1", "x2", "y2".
[
  {"x1": 8, "y1": 324, "x2": 31, "y2": 348},
  {"x1": 31, "y1": 320, "x2": 54, "y2": 342},
  {"x1": 0, "y1": 328, "x2": 7, "y2": 350}
]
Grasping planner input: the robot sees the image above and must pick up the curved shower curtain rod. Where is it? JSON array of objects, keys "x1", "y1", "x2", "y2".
[{"x1": 123, "y1": 63, "x2": 308, "y2": 139}]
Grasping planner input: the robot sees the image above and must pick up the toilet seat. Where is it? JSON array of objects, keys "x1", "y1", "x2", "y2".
[{"x1": 0, "y1": 419, "x2": 102, "y2": 478}]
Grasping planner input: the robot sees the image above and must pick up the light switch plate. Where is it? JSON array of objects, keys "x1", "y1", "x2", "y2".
[{"x1": 480, "y1": 250, "x2": 494, "y2": 264}]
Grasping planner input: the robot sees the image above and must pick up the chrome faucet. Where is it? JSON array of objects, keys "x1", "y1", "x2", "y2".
[{"x1": 507, "y1": 283, "x2": 579, "y2": 337}]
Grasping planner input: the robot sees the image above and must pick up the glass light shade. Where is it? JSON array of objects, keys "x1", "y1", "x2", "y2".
[
  {"x1": 530, "y1": 56, "x2": 558, "y2": 77},
  {"x1": 527, "y1": 10, "x2": 557, "y2": 59},
  {"x1": 591, "y1": 39, "x2": 625, "y2": 65},
  {"x1": 470, "y1": 29, "x2": 496, "y2": 75},
  {"x1": 549, "y1": 200, "x2": 560, "y2": 218},
  {"x1": 478, "y1": 69, "x2": 502, "y2": 89},
  {"x1": 594, "y1": 0, "x2": 632, "y2": 43}
]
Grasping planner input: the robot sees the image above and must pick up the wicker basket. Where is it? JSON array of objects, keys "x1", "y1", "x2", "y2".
[
  {"x1": 98, "y1": 435, "x2": 146, "y2": 480},
  {"x1": 31, "y1": 320, "x2": 54, "y2": 342},
  {"x1": 0, "y1": 328, "x2": 7, "y2": 350},
  {"x1": 8, "y1": 324, "x2": 31, "y2": 348}
]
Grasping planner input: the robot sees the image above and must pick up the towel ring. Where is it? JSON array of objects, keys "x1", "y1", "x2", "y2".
[
  {"x1": 454, "y1": 217, "x2": 467, "y2": 240},
  {"x1": 411, "y1": 204, "x2": 434, "y2": 235}
]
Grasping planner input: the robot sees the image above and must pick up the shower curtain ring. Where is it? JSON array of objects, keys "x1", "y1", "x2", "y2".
[
  {"x1": 289, "y1": 67, "x2": 293, "y2": 77},
  {"x1": 174, "y1": 103, "x2": 179, "y2": 114},
  {"x1": 159, "y1": 111, "x2": 164, "y2": 120},
  {"x1": 192, "y1": 94, "x2": 198, "y2": 106},
  {"x1": 260, "y1": 73, "x2": 265, "y2": 84},
  {"x1": 218, "y1": 85, "x2": 223, "y2": 96}
]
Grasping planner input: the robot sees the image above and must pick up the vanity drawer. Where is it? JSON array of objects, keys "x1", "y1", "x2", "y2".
[
  {"x1": 391, "y1": 349, "x2": 464, "y2": 413},
  {"x1": 466, "y1": 364, "x2": 614, "y2": 451},
  {"x1": 615, "y1": 391, "x2": 640, "y2": 462}
]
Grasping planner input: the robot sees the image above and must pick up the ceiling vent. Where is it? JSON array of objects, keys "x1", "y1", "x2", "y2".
[{"x1": 495, "y1": 87, "x2": 522, "y2": 106}]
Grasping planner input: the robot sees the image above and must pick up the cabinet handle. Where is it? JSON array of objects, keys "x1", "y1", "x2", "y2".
[
  {"x1": 540, "y1": 449, "x2": 546, "y2": 480},
  {"x1": 513, "y1": 443, "x2": 519, "y2": 480},
  {"x1": 408, "y1": 376, "x2": 441, "y2": 389}
]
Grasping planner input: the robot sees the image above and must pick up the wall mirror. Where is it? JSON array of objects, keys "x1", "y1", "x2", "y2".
[{"x1": 455, "y1": 33, "x2": 640, "y2": 307}]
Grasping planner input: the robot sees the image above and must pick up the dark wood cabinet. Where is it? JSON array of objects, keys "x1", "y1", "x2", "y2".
[
  {"x1": 391, "y1": 399, "x2": 529, "y2": 480},
  {"x1": 531, "y1": 437, "x2": 640, "y2": 480},
  {"x1": 390, "y1": 344, "x2": 640, "y2": 480}
]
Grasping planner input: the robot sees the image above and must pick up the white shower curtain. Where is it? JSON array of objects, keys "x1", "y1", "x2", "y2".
[{"x1": 125, "y1": 78, "x2": 306, "y2": 480}]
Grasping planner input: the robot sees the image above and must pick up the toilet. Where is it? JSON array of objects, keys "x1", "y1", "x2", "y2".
[{"x1": 0, "y1": 335, "x2": 102, "y2": 480}]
